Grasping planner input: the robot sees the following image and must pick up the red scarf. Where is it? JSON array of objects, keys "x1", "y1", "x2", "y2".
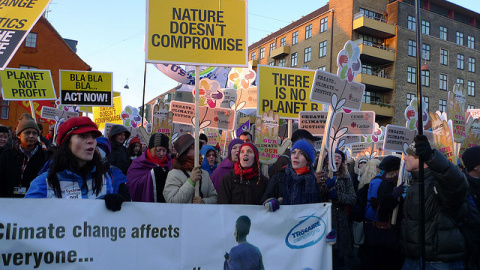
[
  {"x1": 294, "y1": 166, "x2": 311, "y2": 175},
  {"x1": 234, "y1": 162, "x2": 259, "y2": 180},
  {"x1": 146, "y1": 149, "x2": 168, "y2": 167}
]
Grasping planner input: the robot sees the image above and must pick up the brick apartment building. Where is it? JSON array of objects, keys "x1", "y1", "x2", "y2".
[
  {"x1": 248, "y1": 0, "x2": 480, "y2": 126},
  {"x1": 0, "y1": 16, "x2": 90, "y2": 133}
]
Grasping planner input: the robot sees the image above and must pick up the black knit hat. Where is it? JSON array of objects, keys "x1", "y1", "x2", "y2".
[
  {"x1": 149, "y1": 133, "x2": 169, "y2": 150},
  {"x1": 16, "y1": 113, "x2": 39, "y2": 136},
  {"x1": 379, "y1": 155, "x2": 401, "y2": 172},
  {"x1": 0, "y1": 125, "x2": 8, "y2": 133},
  {"x1": 462, "y1": 146, "x2": 480, "y2": 171}
]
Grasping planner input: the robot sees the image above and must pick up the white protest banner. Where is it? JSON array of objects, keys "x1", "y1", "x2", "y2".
[
  {"x1": 170, "y1": 100, "x2": 236, "y2": 131},
  {"x1": 350, "y1": 142, "x2": 373, "y2": 159},
  {"x1": 0, "y1": 0, "x2": 51, "y2": 70},
  {"x1": 1, "y1": 199, "x2": 332, "y2": 270},
  {"x1": 172, "y1": 123, "x2": 194, "y2": 142},
  {"x1": 299, "y1": 111, "x2": 375, "y2": 136},
  {"x1": 467, "y1": 109, "x2": 480, "y2": 119},
  {"x1": 41, "y1": 106, "x2": 79, "y2": 141},
  {"x1": 383, "y1": 125, "x2": 416, "y2": 153}
]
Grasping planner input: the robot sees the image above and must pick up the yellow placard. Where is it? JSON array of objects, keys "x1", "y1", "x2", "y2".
[
  {"x1": 146, "y1": 0, "x2": 247, "y2": 67},
  {"x1": 0, "y1": 68, "x2": 56, "y2": 100},
  {"x1": 0, "y1": 0, "x2": 52, "y2": 69},
  {"x1": 60, "y1": 70, "x2": 113, "y2": 106},
  {"x1": 257, "y1": 65, "x2": 323, "y2": 119},
  {"x1": 93, "y1": 96, "x2": 123, "y2": 130}
]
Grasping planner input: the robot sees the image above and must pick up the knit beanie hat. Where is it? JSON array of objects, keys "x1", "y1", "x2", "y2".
[
  {"x1": 405, "y1": 142, "x2": 417, "y2": 157},
  {"x1": 291, "y1": 139, "x2": 316, "y2": 165},
  {"x1": 16, "y1": 113, "x2": 39, "y2": 136},
  {"x1": 56, "y1": 116, "x2": 102, "y2": 146},
  {"x1": 462, "y1": 146, "x2": 480, "y2": 171},
  {"x1": 228, "y1": 138, "x2": 244, "y2": 159},
  {"x1": 0, "y1": 125, "x2": 8, "y2": 134},
  {"x1": 149, "y1": 133, "x2": 169, "y2": 150},
  {"x1": 379, "y1": 155, "x2": 401, "y2": 172},
  {"x1": 238, "y1": 142, "x2": 259, "y2": 166},
  {"x1": 129, "y1": 136, "x2": 141, "y2": 146},
  {"x1": 335, "y1": 149, "x2": 346, "y2": 164}
]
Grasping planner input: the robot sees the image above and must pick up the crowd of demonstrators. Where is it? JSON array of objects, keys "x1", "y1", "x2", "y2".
[
  {"x1": 25, "y1": 117, "x2": 130, "y2": 211},
  {"x1": 217, "y1": 142, "x2": 268, "y2": 205},
  {"x1": 127, "y1": 133, "x2": 171, "y2": 202},
  {"x1": 108, "y1": 124, "x2": 131, "y2": 175},
  {"x1": 127, "y1": 136, "x2": 142, "y2": 161},
  {"x1": 0, "y1": 114, "x2": 48, "y2": 198},
  {"x1": 210, "y1": 138, "x2": 244, "y2": 191},
  {"x1": 163, "y1": 134, "x2": 217, "y2": 204}
]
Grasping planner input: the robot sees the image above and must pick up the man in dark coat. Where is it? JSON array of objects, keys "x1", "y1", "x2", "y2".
[
  {"x1": 107, "y1": 124, "x2": 131, "y2": 175},
  {"x1": 0, "y1": 114, "x2": 48, "y2": 197},
  {"x1": 401, "y1": 135, "x2": 468, "y2": 269}
]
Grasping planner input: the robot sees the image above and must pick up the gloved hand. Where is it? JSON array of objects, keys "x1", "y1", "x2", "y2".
[
  {"x1": 190, "y1": 166, "x2": 202, "y2": 183},
  {"x1": 392, "y1": 183, "x2": 405, "y2": 199},
  {"x1": 326, "y1": 177, "x2": 336, "y2": 189},
  {"x1": 263, "y1": 198, "x2": 280, "y2": 212},
  {"x1": 315, "y1": 171, "x2": 326, "y2": 185},
  {"x1": 118, "y1": 183, "x2": 131, "y2": 202},
  {"x1": 328, "y1": 188, "x2": 338, "y2": 200},
  {"x1": 414, "y1": 135, "x2": 433, "y2": 161},
  {"x1": 104, "y1": 194, "x2": 126, "y2": 211}
]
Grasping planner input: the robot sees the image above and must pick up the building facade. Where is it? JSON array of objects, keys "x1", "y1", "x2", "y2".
[{"x1": 248, "y1": 0, "x2": 480, "y2": 126}]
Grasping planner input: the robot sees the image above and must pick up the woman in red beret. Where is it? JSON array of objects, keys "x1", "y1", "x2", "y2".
[{"x1": 25, "y1": 117, "x2": 129, "y2": 211}]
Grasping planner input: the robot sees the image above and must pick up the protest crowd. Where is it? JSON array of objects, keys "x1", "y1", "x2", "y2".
[{"x1": 1, "y1": 113, "x2": 479, "y2": 270}]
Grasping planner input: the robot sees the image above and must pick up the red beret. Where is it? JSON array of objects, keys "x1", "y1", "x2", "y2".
[
  {"x1": 56, "y1": 117, "x2": 102, "y2": 146},
  {"x1": 129, "y1": 136, "x2": 141, "y2": 145}
]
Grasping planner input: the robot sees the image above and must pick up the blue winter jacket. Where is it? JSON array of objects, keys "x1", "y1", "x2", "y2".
[{"x1": 25, "y1": 167, "x2": 113, "y2": 199}]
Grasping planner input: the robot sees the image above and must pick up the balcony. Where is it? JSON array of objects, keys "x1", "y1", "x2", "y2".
[
  {"x1": 360, "y1": 102, "x2": 394, "y2": 117},
  {"x1": 249, "y1": 59, "x2": 258, "y2": 67},
  {"x1": 270, "y1": 45, "x2": 290, "y2": 59},
  {"x1": 356, "y1": 39, "x2": 395, "y2": 64},
  {"x1": 355, "y1": 71, "x2": 395, "y2": 91},
  {"x1": 353, "y1": 12, "x2": 396, "y2": 39}
]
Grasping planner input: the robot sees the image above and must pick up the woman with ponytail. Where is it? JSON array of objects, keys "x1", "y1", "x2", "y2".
[{"x1": 217, "y1": 142, "x2": 268, "y2": 205}]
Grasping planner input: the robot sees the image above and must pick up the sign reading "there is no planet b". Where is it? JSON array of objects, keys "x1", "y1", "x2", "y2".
[{"x1": 60, "y1": 70, "x2": 113, "y2": 107}]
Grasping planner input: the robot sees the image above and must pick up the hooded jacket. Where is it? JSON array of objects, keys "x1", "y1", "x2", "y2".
[
  {"x1": 200, "y1": 145, "x2": 218, "y2": 176},
  {"x1": 210, "y1": 139, "x2": 244, "y2": 191},
  {"x1": 401, "y1": 149, "x2": 468, "y2": 262},
  {"x1": 108, "y1": 125, "x2": 131, "y2": 174}
]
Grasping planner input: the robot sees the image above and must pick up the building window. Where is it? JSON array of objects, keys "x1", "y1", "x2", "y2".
[
  {"x1": 260, "y1": 47, "x2": 265, "y2": 59},
  {"x1": 251, "y1": 52, "x2": 256, "y2": 60},
  {"x1": 468, "y1": 105, "x2": 475, "y2": 110},
  {"x1": 468, "y1": 57, "x2": 476, "y2": 73},
  {"x1": 304, "y1": 47, "x2": 311, "y2": 63},
  {"x1": 457, "y1": 78, "x2": 464, "y2": 85},
  {"x1": 363, "y1": 91, "x2": 381, "y2": 104},
  {"x1": 439, "y1": 99, "x2": 447, "y2": 112},
  {"x1": 319, "y1": 41, "x2": 327, "y2": 57},
  {"x1": 422, "y1": 44, "x2": 430, "y2": 60},
  {"x1": 292, "y1": 31, "x2": 298, "y2": 45},
  {"x1": 291, "y1": 52, "x2": 297, "y2": 67},
  {"x1": 421, "y1": 70, "x2": 430, "y2": 87},
  {"x1": 407, "y1": 93, "x2": 416, "y2": 106},
  {"x1": 269, "y1": 61, "x2": 275, "y2": 66},
  {"x1": 280, "y1": 37, "x2": 286, "y2": 46},
  {"x1": 362, "y1": 64, "x2": 373, "y2": 75},
  {"x1": 468, "y1": 81, "x2": 475, "y2": 96},
  {"x1": 320, "y1": 17, "x2": 328, "y2": 33},
  {"x1": 407, "y1": 66, "x2": 416, "y2": 84},
  {"x1": 457, "y1": 54, "x2": 464, "y2": 70},
  {"x1": 439, "y1": 26, "x2": 447, "y2": 41},
  {"x1": 25, "y1": 33, "x2": 37, "y2": 48},
  {"x1": 408, "y1": 16, "x2": 416, "y2": 31},
  {"x1": 423, "y1": 96, "x2": 430, "y2": 112},
  {"x1": 305, "y1": 24, "x2": 312, "y2": 39},
  {"x1": 440, "y1": 49, "x2": 448, "y2": 65},
  {"x1": 270, "y1": 42, "x2": 275, "y2": 52},
  {"x1": 439, "y1": 74, "x2": 447, "y2": 90},
  {"x1": 0, "y1": 98, "x2": 9, "y2": 119},
  {"x1": 318, "y1": 66, "x2": 326, "y2": 71},
  {"x1": 279, "y1": 58, "x2": 285, "y2": 67},
  {"x1": 468, "y1": 35, "x2": 475, "y2": 49},
  {"x1": 456, "y1": 32, "x2": 464, "y2": 46},
  {"x1": 408, "y1": 40, "x2": 416, "y2": 57},
  {"x1": 421, "y1": 20, "x2": 430, "y2": 35}
]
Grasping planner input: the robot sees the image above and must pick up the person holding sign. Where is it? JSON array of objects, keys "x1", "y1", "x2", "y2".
[
  {"x1": 0, "y1": 114, "x2": 48, "y2": 198},
  {"x1": 261, "y1": 139, "x2": 320, "y2": 208},
  {"x1": 163, "y1": 134, "x2": 217, "y2": 204},
  {"x1": 25, "y1": 117, "x2": 130, "y2": 211},
  {"x1": 127, "y1": 133, "x2": 172, "y2": 203},
  {"x1": 217, "y1": 142, "x2": 268, "y2": 205}
]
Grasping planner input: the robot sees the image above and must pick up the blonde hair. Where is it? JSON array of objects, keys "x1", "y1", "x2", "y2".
[{"x1": 358, "y1": 159, "x2": 381, "y2": 190}]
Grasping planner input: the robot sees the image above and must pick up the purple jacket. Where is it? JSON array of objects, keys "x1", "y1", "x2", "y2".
[
  {"x1": 210, "y1": 158, "x2": 234, "y2": 191},
  {"x1": 126, "y1": 151, "x2": 172, "y2": 202}
]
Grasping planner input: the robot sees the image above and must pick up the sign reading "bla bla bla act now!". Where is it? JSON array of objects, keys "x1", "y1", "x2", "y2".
[{"x1": 60, "y1": 70, "x2": 113, "y2": 106}]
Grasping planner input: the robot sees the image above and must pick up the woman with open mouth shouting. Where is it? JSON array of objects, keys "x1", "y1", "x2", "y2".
[
  {"x1": 25, "y1": 117, "x2": 130, "y2": 211},
  {"x1": 217, "y1": 142, "x2": 268, "y2": 205}
]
